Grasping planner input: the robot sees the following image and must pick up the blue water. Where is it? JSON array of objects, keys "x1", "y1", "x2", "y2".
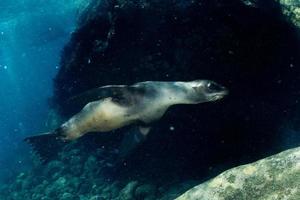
[{"x1": 0, "y1": 0, "x2": 82, "y2": 182}]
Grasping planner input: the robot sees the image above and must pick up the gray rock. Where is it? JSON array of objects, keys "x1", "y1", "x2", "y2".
[
  {"x1": 43, "y1": 160, "x2": 64, "y2": 177},
  {"x1": 68, "y1": 177, "x2": 81, "y2": 191},
  {"x1": 90, "y1": 195, "x2": 105, "y2": 200},
  {"x1": 61, "y1": 192, "x2": 75, "y2": 200},
  {"x1": 119, "y1": 181, "x2": 139, "y2": 200},
  {"x1": 241, "y1": 0, "x2": 300, "y2": 28},
  {"x1": 159, "y1": 181, "x2": 200, "y2": 200},
  {"x1": 79, "y1": 182, "x2": 92, "y2": 194},
  {"x1": 110, "y1": 181, "x2": 122, "y2": 199},
  {"x1": 277, "y1": 0, "x2": 300, "y2": 28},
  {"x1": 176, "y1": 147, "x2": 300, "y2": 200},
  {"x1": 135, "y1": 184, "x2": 157, "y2": 199},
  {"x1": 45, "y1": 176, "x2": 68, "y2": 198}
]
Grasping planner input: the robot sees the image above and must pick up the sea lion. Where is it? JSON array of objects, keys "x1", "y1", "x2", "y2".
[{"x1": 25, "y1": 80, "x2": 228, "y2": 162}]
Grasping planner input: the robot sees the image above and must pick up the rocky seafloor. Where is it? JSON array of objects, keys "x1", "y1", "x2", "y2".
[
  {"x1": 1, "y1": 0, "x2": 300, "y2": 199},
  {"x1": 0, "y1": 144, "x2": 198, "y2": 200},
  {"x1": 0, "y1": 143, "x2": 299, "y2": 199}
]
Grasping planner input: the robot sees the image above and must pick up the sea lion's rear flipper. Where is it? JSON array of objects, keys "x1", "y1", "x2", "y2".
[
  {"x1": 24, "y1": 132, "x2": 68, "y2": 163},
  {"x1": 119, "y1": 126, "x2": 151, "y2": 158}
]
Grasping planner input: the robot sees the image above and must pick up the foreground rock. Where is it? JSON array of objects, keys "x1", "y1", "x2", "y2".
[{"x1": 176, "y1": 146, "x2": 300, "y2": 200}]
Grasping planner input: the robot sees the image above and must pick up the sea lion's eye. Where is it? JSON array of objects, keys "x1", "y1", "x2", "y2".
[{"x1": 207, "y1": 82, "x2": 223, "y2": 92}]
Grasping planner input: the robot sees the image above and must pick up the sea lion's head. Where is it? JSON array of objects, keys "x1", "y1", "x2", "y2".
[{"x1": 187, "y1": 80, "x2": 228, "y2": 103}]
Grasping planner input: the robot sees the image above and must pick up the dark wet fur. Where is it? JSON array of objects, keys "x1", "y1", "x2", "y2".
[{"x1": 66, "y1": 82, "x2": 158, "y2": 108}]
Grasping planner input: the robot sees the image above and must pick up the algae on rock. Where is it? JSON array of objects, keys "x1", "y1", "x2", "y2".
[
  {"x1": 277, "y1": 0, "x2": 300, "y2": 28},
  {"x1": 176, "y1": 146, "x2": 300, "y2": 200}
]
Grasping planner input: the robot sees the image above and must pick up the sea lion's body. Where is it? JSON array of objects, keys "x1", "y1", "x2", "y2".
[
  {"x1": 25, "y1": 80, "x2": 228, "y2": 161},
  {"x1": 61, "y1": 97, "x2": 130, "y2": 140}
]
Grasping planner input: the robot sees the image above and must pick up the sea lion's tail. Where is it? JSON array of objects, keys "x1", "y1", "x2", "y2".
[{"x1": 24, "y1": 129, "x2": 68, "y2": 163}]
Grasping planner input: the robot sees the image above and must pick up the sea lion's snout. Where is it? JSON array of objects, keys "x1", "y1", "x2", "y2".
[
  {"x1": 205, "y1": 81, "x2": 228, "y2": 101},
  {"x1": 189, "y1": 80, "x2": 228, "y2": 103}
]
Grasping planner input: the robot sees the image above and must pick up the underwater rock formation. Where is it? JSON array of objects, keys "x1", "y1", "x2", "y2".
[
  {"x1": 176, "y1": 146, "x2": 300, "y2": 200},
  {"x1": 2, "y1": 145, "x2": 298, "y2": 199},
  {"x1": 241, "y1": 0, "x2": 300, "y2": 28},
  {"x1": 277, "y1": 0, "x2": 300, "y2": 28},
  {"x1": 0, "y1": 143, "x2": 197, "y2": 200},
  {"x1": 52, "y1": 0, "x2": 300, "y2": 182}
]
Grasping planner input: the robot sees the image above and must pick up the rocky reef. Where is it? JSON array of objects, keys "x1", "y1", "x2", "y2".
[
  {"x1": 176, "y1": 146, "x2": 300, "y2": 200},
  {"x1": 2, "y1": 0, "x2": 300, "y2": 199},
  {"x1": 0, "y1": 143, "x2": 198, "y2": 200},
  {"x1": 52, "y1": 0, "x2": 300, "y2": 182},
  {"x1": 1, "y1": 144, "x2": 298, "y2": 199},
  {"x1": 241, "y1": 0, "x2": 300, "y2": 28},
  {"x1": 277, "y1": 0, "x2": 300, "y2": 28}
]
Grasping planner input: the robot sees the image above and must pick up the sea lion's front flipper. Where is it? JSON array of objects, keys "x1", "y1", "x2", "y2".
[
  {"x1": 65, "y1": 85, "x2": 128, "y2": 108},
  {"x1": 119, "y1": 126, "x2": 151, "y2": 158}
]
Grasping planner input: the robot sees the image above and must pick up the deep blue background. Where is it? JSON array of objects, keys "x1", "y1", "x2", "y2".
[{"x1": 0, "y1": 0, "x2": 84, "y2": 182}]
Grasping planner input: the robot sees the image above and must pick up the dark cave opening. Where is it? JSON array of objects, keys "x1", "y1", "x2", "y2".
[{"x1": 52, "y1": 0, "x2": 300, "y2": 183}]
